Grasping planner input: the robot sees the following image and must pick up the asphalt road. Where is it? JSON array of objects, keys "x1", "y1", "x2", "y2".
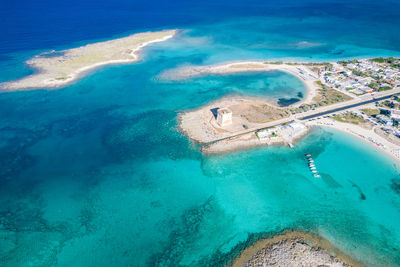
[
  {"x1": 299, "y1": 93, "x2": 397, "y2": 120},
  {"x1": 202, "y1": 89, "x2": 400, "y2": 146}
]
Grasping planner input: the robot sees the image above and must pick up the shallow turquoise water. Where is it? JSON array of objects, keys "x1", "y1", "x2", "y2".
[
  {"x1": 1, "y1": 62, "x2": 400, "y2": 265},
  {"x1": 1, "y1": 2, "x2": 400, "y2": 266}
]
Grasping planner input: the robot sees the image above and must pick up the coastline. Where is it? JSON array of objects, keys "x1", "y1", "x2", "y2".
[
  {"x1": 1, "y1": 30, "x2": 177, "y2": 91},
  {"x1": 307, "y1": 118, "x2": 400, "y2": 163},
  {"x1": 231, "y1": 230, "x2": 364, "y2": 267},
  {"x1": 161, "y1": 61, "x2": 322, "y2": 107},
  {"x1": 178, "y1": 95, "x2": 294, "y2": 145},
  {"x1": 175, "y1": 59, "x2": 400, "y2": 164},
  {"x1": 200, "y1": 125, "x2": 310, "y2": 154},
  {"x1": 187, "y1": 113, "x2": 400, "y2": 163},
  {"x1": 178, "y1": 102, "x2": 400, "y2": 163}
]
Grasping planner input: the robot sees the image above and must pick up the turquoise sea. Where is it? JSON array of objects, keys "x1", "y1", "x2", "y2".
[{"x1": 1, "y1": 0, "x2": 400, "y2": 266}]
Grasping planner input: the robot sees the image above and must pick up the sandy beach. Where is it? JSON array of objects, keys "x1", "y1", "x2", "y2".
[
  {"x1": 174, "y1": 59, "x2": 400, "y2": 161},
  {"x1": 178, "y1": 94, "x2": 400, "y2": 160},
  {"x1": 182, "y1": 103, "x2": 400, "y2": 161},
  {"x1": 1, "y1": 29, "x2": 177, "y2": 90},
  {"x1": 307, "y1": 117, "x2": 400, "y2": 163}
]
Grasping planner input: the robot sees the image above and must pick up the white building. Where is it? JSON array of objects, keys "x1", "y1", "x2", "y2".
[
  {"x1": 280, "y1": 121, "x2": 308, "y2": 139},
  {"x1": 216, "y1": 108, "x2": 232, "y2": 126},
  {"x1": 256, "y1": 128, "x2": 277, "y2": 141},
  {"x1": 377, "y1": 115, "x2": 393, "y2": 126}
]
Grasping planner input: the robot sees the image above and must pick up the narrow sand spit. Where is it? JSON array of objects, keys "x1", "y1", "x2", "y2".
[
  {"x1": 161, "y1": 61, "x2": 322, "y2": 106},
  {"x1": 2, "y1": 29, "x2": 177, "y2": 90}
]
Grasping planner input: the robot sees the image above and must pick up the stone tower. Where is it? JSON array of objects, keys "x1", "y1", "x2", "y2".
[{"x1": 216, "y1": 108, "x2": 232, "y2": 126}]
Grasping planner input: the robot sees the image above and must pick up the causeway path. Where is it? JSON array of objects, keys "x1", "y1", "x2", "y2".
[{"x1": 201, "y1": 88, "x2": 400, "y2": 146}]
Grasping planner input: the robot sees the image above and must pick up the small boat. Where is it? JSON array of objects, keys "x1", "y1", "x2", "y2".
[
  {"x1": 309, "y1": 163, "x2": 315, "y2": 167},
  {"x1": 305, "y1": 154, "x2": 311, "y2": 157},
  {"x1": 314, "y1": 174, "x2": 321, "y2": 178},
  {"x1": 310, "y1": 167, "x2": 316, "y2": 170},
  {"x1": 312, "y1": 170, "x2": 318, "y2": 173},
  {"x1": 308, "y1": 159, "x2": 314, "y2": 163}
]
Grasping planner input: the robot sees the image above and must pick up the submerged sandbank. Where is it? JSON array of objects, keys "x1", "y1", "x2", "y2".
[
  {"x1": 1, "y1": 29, "x2": 177, "y2": 90},
  {"x1": 161, "y1": 61, "x2": 324, "y2": 106}
]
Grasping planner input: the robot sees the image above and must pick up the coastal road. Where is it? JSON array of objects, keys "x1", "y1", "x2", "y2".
[
  {"x1": 299, "y1": 91, "x2": 399, "y2": 120},
  {"x1": 202, "y1": 88, "x2": 400, "y2": 146}
]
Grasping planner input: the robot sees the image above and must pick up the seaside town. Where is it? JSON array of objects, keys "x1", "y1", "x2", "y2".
[
  {"x1": 323, "y1": 57, "x2": 400, "y2": 95},
  {"x1": 179, "y1": 57, "x2": 400, "y2": 162}
]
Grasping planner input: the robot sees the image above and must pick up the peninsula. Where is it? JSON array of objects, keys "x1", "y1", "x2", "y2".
[
  {"x1": 177, "y1": 58, "x2": 400, "y2": 160},
  {"x1": 1, "y1": 29, "x2": 177, "y2": 90}
]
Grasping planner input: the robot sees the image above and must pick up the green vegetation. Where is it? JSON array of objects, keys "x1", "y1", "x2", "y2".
[
  {"x1": 325, "y1": 63, "x2": 333, "y2": 71},
  {"x1": 372, "y1": 57, "x2": 399, "y2": 64},
  {"x1": 391, "y1": 63, "x2": 400, "y2": 69},
  {"x1": 361, "y1": 108, "x2": 380, "y2": 116},
  {"x1": 372, "y1": 58, "x2": 385, "y2": 63},
  {"x1": 337, "y1": 59, "x2": 359, "y2": 66},
  {"x1": 288, "y1": 81, "x2": 351, "y2": 114},
  {"x1": 243, "y1": 104, "x2": 291, "y2": 123},
  {"x1": 368, "y1": 82, "x2": 379, "y2": 89},
  {"x1": 311, "y1": 81, "x2": 352, "y2": 105},
  {"x1": 378, "y1": 86, "x2": 392, "y2": 92},
  {"x1": 264, "y1": 61, "x2": 283, "y2": 65},
  {"x1": 352, "y1": 69, "x2": 368, "y2": 77},
  {"x1": 332, "y1": 112, "x2": 370, "y2": 126}
]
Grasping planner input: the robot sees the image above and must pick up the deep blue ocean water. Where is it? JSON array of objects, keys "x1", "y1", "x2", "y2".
[{"x1": 1, "y1": 0, "x2": 400, "y2": 266}]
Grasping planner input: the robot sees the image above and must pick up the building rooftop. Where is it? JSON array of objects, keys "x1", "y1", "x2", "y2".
[{"x1": 218, "y1": 108, "x2": 232, "y2": 114}]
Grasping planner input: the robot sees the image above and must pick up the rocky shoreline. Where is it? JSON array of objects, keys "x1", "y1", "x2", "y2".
[{"x1": 232, "y1": 231, "x2": 364, "y2": 267}]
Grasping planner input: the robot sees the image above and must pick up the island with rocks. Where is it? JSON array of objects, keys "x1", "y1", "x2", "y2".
[{"x1": 231, "y1": 230, "x2": 363, "y2": 267}]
